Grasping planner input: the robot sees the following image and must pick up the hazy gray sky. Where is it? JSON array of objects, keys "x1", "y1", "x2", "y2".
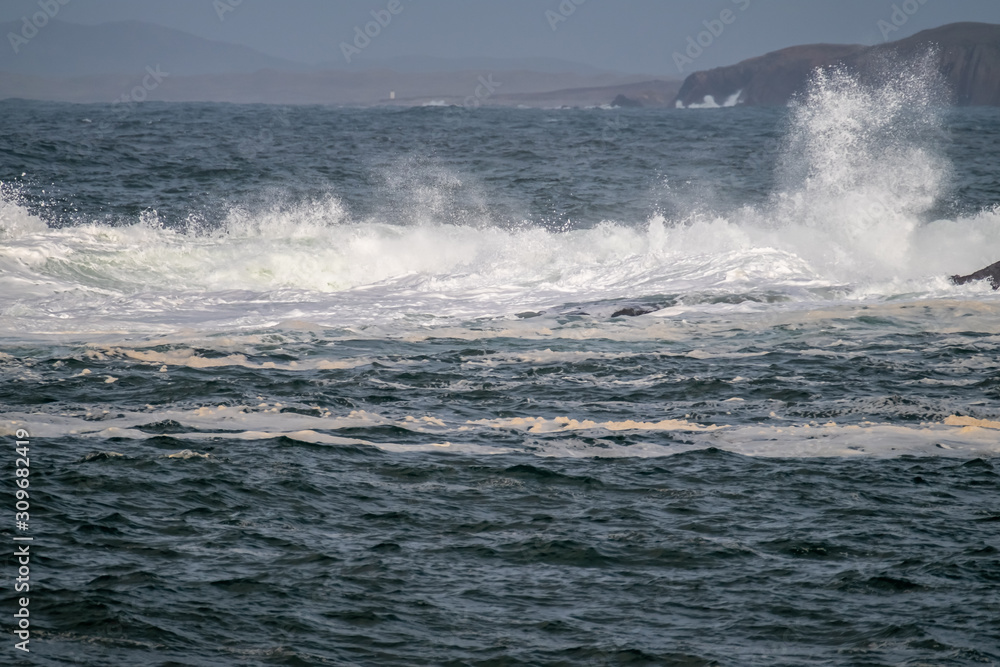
[{"x1": 3, "y1": 0, "x2": 999, "y2": 74}]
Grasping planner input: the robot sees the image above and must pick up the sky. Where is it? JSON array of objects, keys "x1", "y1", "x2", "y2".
[{"x1": 2, "y1": 0, "x2": 999, "y2": 75}]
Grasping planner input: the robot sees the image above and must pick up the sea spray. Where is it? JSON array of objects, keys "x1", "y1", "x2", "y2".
[
  {"x1": 657, "y1": 53, "x2": 968, "y2": 287},
  {"x1": 772, "y1": 51, "x2": 950, "y2": 276},
  {"x1": 1, "y1": 89, "x2": 997, "y2": 337}
]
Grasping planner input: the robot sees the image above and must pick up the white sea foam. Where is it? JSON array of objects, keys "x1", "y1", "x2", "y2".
[
  {"x1": 677, "y1": 89, "x2": 742, "y2": 109},
  {"x1": 1, "y1": 63, "x2": 998, "y2": 338},
  {"x1": 1, "y1": 194, "x2": 996, "y2": 336},
  {"x1": 3, "y1": 408, "x2": 997, "y2": 459}
]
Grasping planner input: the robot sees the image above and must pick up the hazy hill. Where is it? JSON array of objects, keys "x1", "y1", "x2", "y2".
[
  {"x1": 0, "y1": 67, "x2": 667, "y2": 107},
  {"x1": 485, "y1": 80, "x2": 682, "y2": 108},
  {"x1": 675, "y1": 22, "x2": 1000, "y2": 108},
  {"x1": 0, "y1": 19, "x2": 663, "y2": 107},
  {"x1": 320, "y1": 55, "x2": 615, "y2": 75},
  {"x1": 0, "y1": 20, "x2": 304, "y2": 77}
]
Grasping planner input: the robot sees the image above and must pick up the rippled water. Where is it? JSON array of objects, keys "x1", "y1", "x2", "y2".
[{"x1": 2, "y1": 64, "x2": 999, "y2": 665}]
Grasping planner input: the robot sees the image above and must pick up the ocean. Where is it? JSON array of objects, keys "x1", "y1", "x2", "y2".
[{"x1": 1, "y1": 66, "x2": 999, "y2": 665}]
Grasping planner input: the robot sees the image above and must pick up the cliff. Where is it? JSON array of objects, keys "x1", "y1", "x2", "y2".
[{"x1": 675, "y1": 22, "x2": 1000, "y2": 108}]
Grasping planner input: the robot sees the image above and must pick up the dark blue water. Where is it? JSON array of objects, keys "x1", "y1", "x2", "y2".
[
  {"x1": 35, "y1": 445, "x2": 1000, "y2": 665},
  {"x1": 2, "y1": 67, "x2": 1000, "y2": 665}
]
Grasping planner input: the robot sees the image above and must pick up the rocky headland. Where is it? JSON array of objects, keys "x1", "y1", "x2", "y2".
[{"x1": 675, "y1": 22, "x2": 1000, "y2": 108}]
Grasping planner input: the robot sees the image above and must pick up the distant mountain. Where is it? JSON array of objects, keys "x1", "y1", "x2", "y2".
[
  {"x1": 0, "y1": 20, "x2": 305, "y2": 77},
  {"x1": 0, "y1": 19, "x2": 665, "y2": 107},
  {"x1": 485, "y1": 80, "x2": 682, "y2": 108},
  {"x1": 321, "y1": 55, "x2": 614, "y2": 76},
  {"x1": 675, "y1": 22, "x2": 1000, "y2": 108},
  {"x1": 0, "y1": 68, "x2": 668, "y2": 107},
  {"x1": 675, "y1": 44, "x2": 866, "y2": 108}
]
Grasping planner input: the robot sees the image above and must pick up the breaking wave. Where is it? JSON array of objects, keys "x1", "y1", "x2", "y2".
[{"x1": 1, "y1": 61, "x2": 998, "y2": 335}]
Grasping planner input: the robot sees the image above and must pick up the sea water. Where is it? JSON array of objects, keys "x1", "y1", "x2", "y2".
[{"x1": 1, "y1": 67, "x2": 999, "y2": 665}]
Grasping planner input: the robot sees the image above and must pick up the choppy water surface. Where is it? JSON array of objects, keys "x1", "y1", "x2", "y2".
[{"x1": 2, "y1": 66, "x2": 999, "y2": 665}]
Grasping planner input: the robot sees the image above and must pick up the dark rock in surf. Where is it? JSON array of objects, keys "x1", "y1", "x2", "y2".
[
  {"x1": 611, "y1": 94, "x2": 642, "y2": 108},
  {"x1": 950, "y1": 260, "x2": 1000, "y2": 289},
  {"x1": 612, "y1": 306, "x2": 657, "y2": 318},
  {"x1": 675, "y1": 43, "x2": 865, "y2": 108}
]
